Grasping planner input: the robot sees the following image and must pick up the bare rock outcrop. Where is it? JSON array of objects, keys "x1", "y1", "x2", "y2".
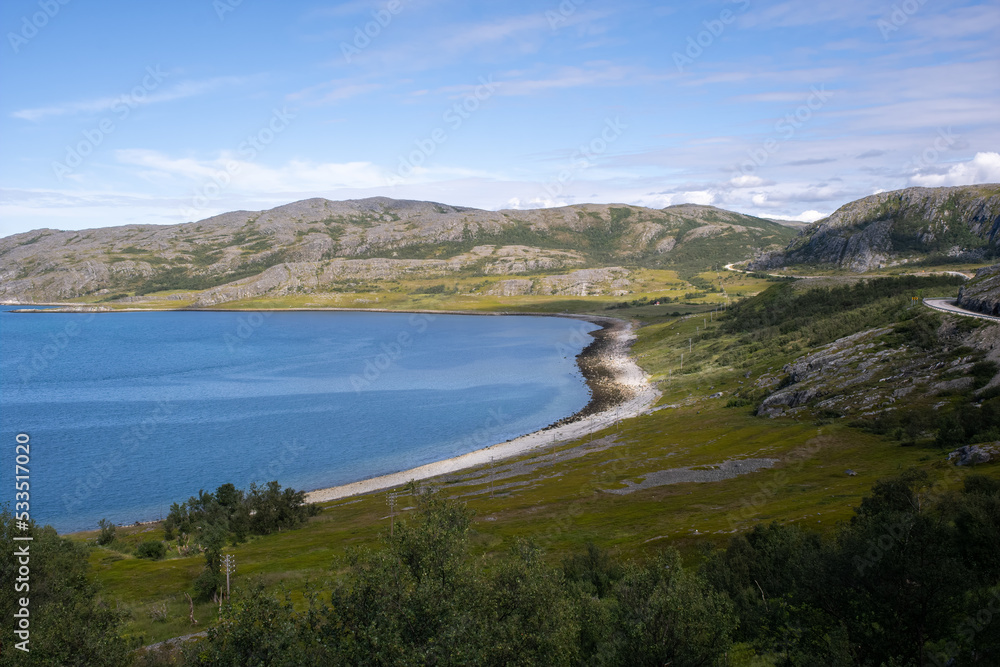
[
  {"x1": 750, "y1": 184, "x2": 1000, "y2": 273},
  {"x1": 753, "y1": 320, "x2": 999, "y2": 420},
  {"x1": 957, "y1": 263, "x2": 1000, "y2": 316},
  {"x1": 948, "y1": 444, "x2": 999, "y2": 466}
]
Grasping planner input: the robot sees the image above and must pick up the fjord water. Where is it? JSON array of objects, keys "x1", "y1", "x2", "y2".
[{"x1": 0, "y1": 307, "x2": 597, "y2": 533}]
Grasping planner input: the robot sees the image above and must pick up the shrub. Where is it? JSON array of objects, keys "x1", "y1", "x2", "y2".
[
  {"x1": 97, "y1": 518, "x2": 116, "y2": 546},
  {"x1": 136, "y1": 540, "x2": 166, "y2": 560}
]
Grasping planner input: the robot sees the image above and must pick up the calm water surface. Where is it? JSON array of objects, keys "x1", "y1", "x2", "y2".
[{"x1": 0, "y1": 307, "x2": 597, "y2": 532}]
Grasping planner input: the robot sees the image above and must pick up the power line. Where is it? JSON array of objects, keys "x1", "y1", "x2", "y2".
[
  {"x1": 386, "y1": 492, "x2": 397, "y2": 536},
  {"x1": 222, "y1": 554, "x2": 235, "y2": 601}
]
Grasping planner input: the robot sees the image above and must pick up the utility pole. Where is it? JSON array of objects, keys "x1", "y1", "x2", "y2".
[
  {"x1": 222, "y1": 554, "x2": 235, "y2": 601},
  {"x1": 387, "y1": 492, "x2": 397, "y2": 537},
  {"x1": 489, "y1": 456, "x2": 495, "y2": 498},
  {"x1": 689, "y1": 338, "x2": 692, "y2": 353}
]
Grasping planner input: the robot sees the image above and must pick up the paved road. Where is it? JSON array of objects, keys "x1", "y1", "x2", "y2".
[
  {"x1": 924, "y1": 298, "x2": 1000, "y2": 323},
  {"x1": 724, "y1": 262, "x2": 975, "y2": 282},
  {"x1": 723, "y1": 263, "x2": 810, "y2": 279},
  {"x1": 723, "y1": 262, "x2": 993, "y2": 322}
]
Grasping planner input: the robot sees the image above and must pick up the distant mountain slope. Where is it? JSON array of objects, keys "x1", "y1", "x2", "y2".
[
  {"x1": 0, "y1": 198, "x2": 794, "y2": 303},
  {"x1": 749, "y1": 185, "x2": 1000, "y2": 272}
]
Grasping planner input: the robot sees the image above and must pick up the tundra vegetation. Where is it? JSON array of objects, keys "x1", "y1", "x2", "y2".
[{"x1": 3, "y1": 471, "x2": 999, "y2": 666}]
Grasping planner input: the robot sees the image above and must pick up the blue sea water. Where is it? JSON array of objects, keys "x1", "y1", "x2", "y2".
[{"x1": 0, "y1": 307, "x2": 597, "y2": 533}]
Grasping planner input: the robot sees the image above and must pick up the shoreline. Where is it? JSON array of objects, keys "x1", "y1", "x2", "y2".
[
  {"x1": 4, "y1": 303, "x2": 660, "y2": 511},
  {"x1": 304, "y1": 313, "x2": 659, "y2": 504}
]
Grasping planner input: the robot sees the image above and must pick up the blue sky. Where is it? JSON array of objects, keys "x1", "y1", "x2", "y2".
[{"x1": 1, "y1": 0, "x2": 997, "y2": 236}]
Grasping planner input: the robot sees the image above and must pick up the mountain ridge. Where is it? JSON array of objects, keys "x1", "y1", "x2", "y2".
[{"x1": 0, "y1": 198, "x2": 794, "y2": 304}]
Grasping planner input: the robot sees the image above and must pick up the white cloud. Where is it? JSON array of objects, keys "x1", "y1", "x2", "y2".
[
  {"x1": 676, "y1": 190, "x2": 716, "y2": 206},
  {"x1": 731, "y1": 174, "x2": 769, "y2": 188},
  {"x1": 769, "y1": 210, "x2": 827, "y2": 223},
  {"x1": 630, "y1": 193, "x2": 674, "y2": 209},
  {"x1": 910, "y1": 152, "x2": 1000, "y2": 187}
]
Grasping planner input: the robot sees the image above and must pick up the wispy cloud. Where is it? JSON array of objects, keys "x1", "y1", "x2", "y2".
[
  {"x1": 739, "y1": 0, "x2": 882, "y2": 29},
  {"x1": 494, "y1": 62, "x2": 660, "y2": 96},
  {"x1": 288, "y1": 79, "x2": 384, "y2": 106},
  {"x1": 115, "y1": 149, "x2": 391, "y2": 192},
  {"x1": 11, "y1": 76, "x2": 249, "y2": 122}
]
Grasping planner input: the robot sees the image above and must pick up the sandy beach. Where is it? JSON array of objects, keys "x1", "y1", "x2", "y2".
[{"x1": 305, "y1": 314, "x2": 659, "y2": 504}]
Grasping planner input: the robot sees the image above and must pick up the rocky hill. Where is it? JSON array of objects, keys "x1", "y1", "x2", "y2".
[
  {"x1": 749, "y1": 185, "x2": 1000, "y2": 272},
  {"x1": 0, "y1": 197, "x2": 794, "y2": 304},
  {"x1": 957, "y1": 263, "x2": 1000, "y2": 316}
]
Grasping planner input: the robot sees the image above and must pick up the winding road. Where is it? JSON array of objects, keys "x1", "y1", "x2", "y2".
[
  {"x1": 724, "y1": 262, "x2": 999, "y2": 323},
  {"x1": 923, "y1": 298, "x2": 1000, "y2": 323}
]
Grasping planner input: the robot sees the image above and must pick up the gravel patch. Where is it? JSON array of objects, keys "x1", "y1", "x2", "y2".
[{"x1": 603, "y1": 458, "x2": 780, "y2": 495}]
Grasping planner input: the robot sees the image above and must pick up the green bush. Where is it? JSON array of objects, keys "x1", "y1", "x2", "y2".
[
  {"x1": 96, "y1": 518, "x2": 116, "y2": 546},
  {"x1": 414, "y1": 284, "x2": 448, "y2": 294},
  {"x1": 135, "y1": 540, "x2": 166, "y2": 560}
]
